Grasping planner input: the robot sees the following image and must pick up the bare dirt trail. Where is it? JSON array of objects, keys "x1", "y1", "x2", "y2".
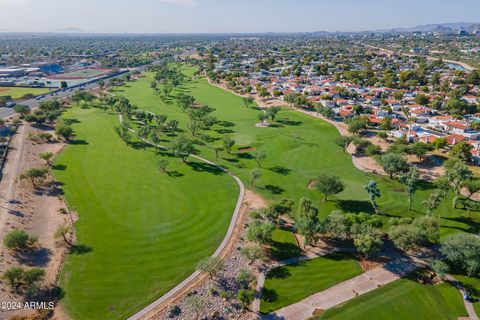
[{"x1": 0, "y1": 123, "x2": 69, "y2": 319}]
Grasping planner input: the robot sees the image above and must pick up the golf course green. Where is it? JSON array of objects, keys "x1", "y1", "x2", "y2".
[
  {"x1": 316, "y1": 278, "x2": 467, "y2": 320},
  {"x1": 116, "y1": 67, "x2": 480, "y2": 236},
  {"x1": 53, "y1": 107, "x2": 238, "y2": 319},
  {"x1": 54, "y1": 64, "x2": 480, "y2": 319}
]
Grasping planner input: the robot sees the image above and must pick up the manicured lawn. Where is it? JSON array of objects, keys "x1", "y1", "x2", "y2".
[
  {"x1": 0, "y1": 86, "x2": 51, "y2": 100},
  {"x1": 269, "y1": 228, "x2": 300, "y2": 261},
  {"x1": 317, "y1": 278, "x2": 467, "y2": 320},
  {"x1": 53, "y1": 107, "x2": 238, "y2": 320},
  {"x1": 115, "y1": 68, "x2": 480, "y2": 236},
  {"x1": 260, "y1": 252, "x2": 363, "y2": 314},
  {"x1": 454, "y1": 274, "x2": 480, "y2": 315}
]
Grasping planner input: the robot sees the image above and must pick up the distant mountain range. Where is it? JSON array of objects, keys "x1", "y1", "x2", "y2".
[
  {"x1": 380, "y1": 22, "x2": 480, "y2": 34},
  {"x1": 49, "y1": 27, "x2": 86, "y2": 34}
]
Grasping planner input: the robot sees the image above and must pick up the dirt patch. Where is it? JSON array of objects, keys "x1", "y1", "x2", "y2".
[
  {"x1": 312, "y1": 308, "x2": 325, "y2": 316},
  {"x1": 307, "y1": 179, "x2": 318, "y2": 189},
  {"x1": 0, "y1": 88, "x2": 8, "y2": 93},
  {"x1": 237, "y1": 147, "x2": 256, "y2": 154},
  {"x1": 0, "y1": 123, "x2": 69, "y2": 319},
  {"x1": 358, "y1": 256, "x2": 389, "y2": 272}
]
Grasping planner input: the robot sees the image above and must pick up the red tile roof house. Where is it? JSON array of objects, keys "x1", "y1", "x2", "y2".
[{"x1": 445, "y1": 134, "x2": 466, "y2": 146}]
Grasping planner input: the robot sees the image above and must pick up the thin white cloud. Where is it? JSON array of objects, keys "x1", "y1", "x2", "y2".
[{"x1": 154, "y1": 0, "x2": 196, "y2": 7}]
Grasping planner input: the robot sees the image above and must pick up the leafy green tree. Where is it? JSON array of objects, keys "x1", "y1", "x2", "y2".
[
  {"x1": 297, "y1": 198, "x2": 318, "y2": 220},
  {"x1": 379, "y1": 153, "x2": 409, "y2": 178},
  {"x1": 245, "y1": 220, "x2": 275, "y2": 244},
  {"x1": 20, "y1": 167, "x2": 49, "y2": 188},
  {"x1": 222, "y1": 137, "x2": 235, "y2": 154},
  {"x1": 410, "y1": 142, "x2": 431, "y2": 161},
  {"x1": 213, "y1": 145, "x2": 224, "y2": 160},
  {"x1": 55, "y1": 123, "x2": 74, "y2": 141},
  {"x1": 239, "y1": 244, "x2": 267, "y2": 264},
  {"x1": 321, "y1": 211, "x2": 350, "y2": 240},
  {"x1": 39, "y1": 152, "x2": 54, "y2": 167},
  {"x1": 3, "y1": 229, "x2": 37, "y2": 250},
  {"x1": 450, "y1": 141, "x2": 473, "y2": 162},
  {"x1": 388, "y1": 224, "x2": 423, "y2": 252},
  {"x1": 444, "y1": 158, "x2": 472, "y2": 208},
  {"x1": 197, "y1": 256, "x2": 224, "y2": 279},
  {"x1": 464, "y1": 179, "x2": 480, "y2": 199},
  {"x1": 266, "y1": 106, "x2": 281, "y2": 122},
  {"x1": 430, "y1": 260, "x2": 449, "y2": 279},
  {"x1": 441, "y1": 233, "x2": 480, "y2": 276},
  {"x1": 250, "y1": 169, "x2": 262, "y2": 187},
  {"x1": 352, "y1": 224, "x2": 383, "y2": 258},
  {"x1": 252, "y1": 150, "x2": 267, "y2": 168},
  {"x1": 3, "y1": 267, "x2": 23, "y2": 288},
  {"x1": 315, "y1": 173, "x2": 345, "y2": 201},
  {"x1": 12, "y1": 104, "x2": 31, "y2": 117},
  {"x1": 399, "y1": 166, "x2": 419, "y2": 210},
  {"x1": 432, "y1": 138, "x2": 448, "y2": 150},
  {"x1": 54, "y1": 224, "x2": 73, "y2": 246},
  {"x1": 422, "y1": 189, "x2": 445, "y2": 215},
  {"x1": 295, "y1": 216, "x2": 320, "y2": 245},
  {"x1": 157, "y1": 159, "x2": 169, "y2": 173},
  {"x1": 347, "y1": 117, "x2": 368, "y2": 134},
  {"x1": 364, "y1": 180, "x2": 381, "y2": 213},
  {"x1": 335, "y1": 136, "x2": 355, "y2": 153},
  {"x1": 380, "y1": 116, "x2": 392, "y2": 130},
  {"x1": 236, "y1": 268, "x2": 255, "y2": 289},
  {"x1": 171, "y1": 137, "x2": 193, "y2": 162}
]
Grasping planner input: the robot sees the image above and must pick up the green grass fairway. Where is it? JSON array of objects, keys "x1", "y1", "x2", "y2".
[
  {"x1": 317, "y1": 278, "x2": 467, "y2": 320},
  {"x1": 114, "y1": 67, "x2": 480, "y2": 236},
  {"x1": 0, "y1": 86, "x2": 51, "y2": 100},
  {"x1": 260, "y1": 252, "x2": 363, "y2": 314},
  {"x1": 53, "y1": 107, "x2": 238, "y2": 320},
  {"x1": 269, "y1": 228, "x2": 300, "y2": 261},
  {"x1": 454, "y1": 274, "x2": 480, "y2": 315}
]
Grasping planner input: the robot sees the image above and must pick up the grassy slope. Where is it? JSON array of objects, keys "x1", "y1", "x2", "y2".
[
  {"x1": 54, "y1": 107, "x2": 238, "y2": 320},
  {"x1": 269, "y1": 228, "x2": 300, "y2": 261},
  {"x1": 317, "y1": 278, "x2": 467, "y2": 320},
  {"x1": 116, "y1": 69, "x2": 480, "y2": 236},
  {"x1": 0, "y1": 87, "x2": 51, "y2": 100},
  {"x1": 260, "y1": 252, "x2": 363, "y2": 314}
]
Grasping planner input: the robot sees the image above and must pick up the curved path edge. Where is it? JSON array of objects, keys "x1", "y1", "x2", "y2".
[{"x1": 116, "y1": 114, "x2": 246, "y2": 320}]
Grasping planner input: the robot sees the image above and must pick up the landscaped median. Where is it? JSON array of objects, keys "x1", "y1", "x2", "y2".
[
  {"x1": 315, "y1": 277, "x2": 468, "y2": 320},
  {"x1": 260, "y1": 252, "x2": 363, "y2": 314}
]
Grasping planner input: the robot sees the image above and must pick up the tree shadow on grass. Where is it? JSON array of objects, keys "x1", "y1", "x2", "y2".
[
  {"x1": 442, "y1": 216, "x2": 480, "y2": 234},
  {"x1": 269, "y1": 165, "x2": 291, "y2": 176},
  {"x1": 217, "y1": 120, "x2": 236, "y2": 128},
  {"x1": 166, "y1": 170, "x2": 184, "y2": 178},
  {"x1": 261, "y1": 288, "x2": 279, "y2": 303},
  {"x1": 266, "y1": 266, "x2": 290, "y2": 280},
  {"x1": 335, "y1": 199, "x2": 375, "y2": 214},
  {"x1": 69, "y1": 244, "x2": 93, "y2": 255},
  {"x1": 70, "y1": 139, "x2": 89, "y2": 145},
  {"x1": 263, "y1": 185, "x2": 285, "y2": 195},
  {"x1": 277, "y1": 119, "x2": 302, "y2": 126},
  {"x1": 215, "y1": 129, "x2": 235, "y2": 135},
  {"x1": 52, "y1": 164, "x2": 67, "y2": 171},
  {"x1": 270, "y1": 241, "x2": 300, "y2": 261},
  {"x1": 237, "y1": 153, "x2": 253, "y2": 160},
  {"x1": 62, "y1": 118, "x2": 81, "y2": 125},
  {"x1": 186, "y1": 161, "x2": 225, "y2": 175}
]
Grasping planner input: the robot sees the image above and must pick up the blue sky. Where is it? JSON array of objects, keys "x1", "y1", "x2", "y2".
[{"x1": 0, "y1": 0, "x2": 479, "y2": 33}]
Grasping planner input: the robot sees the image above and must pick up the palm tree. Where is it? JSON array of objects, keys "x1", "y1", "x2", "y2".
[{"x1": 364, "y1": 180, "x2": 381, "y2": 213}]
